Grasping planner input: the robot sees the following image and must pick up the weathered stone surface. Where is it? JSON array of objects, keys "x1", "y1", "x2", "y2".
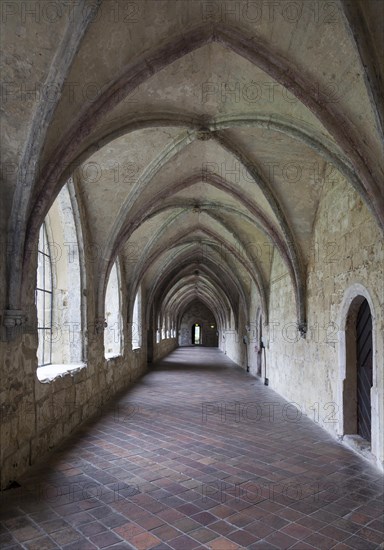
[{"x1": 1, "y1": 0, "x2": 383, "y2": 488}]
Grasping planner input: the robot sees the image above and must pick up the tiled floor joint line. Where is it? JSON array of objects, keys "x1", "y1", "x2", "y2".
[{"x1": 1, "y1": 347, "x2": 383, "y2": 549}]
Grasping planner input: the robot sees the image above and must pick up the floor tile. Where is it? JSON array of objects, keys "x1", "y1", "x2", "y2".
[{"x1": 2, "y1": 348, "x2": 383, "y2": 550}]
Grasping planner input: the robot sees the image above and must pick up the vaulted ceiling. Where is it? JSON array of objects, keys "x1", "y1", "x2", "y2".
[{"x1": 2, "y1": 0, "x2": 383, "y2": 330}]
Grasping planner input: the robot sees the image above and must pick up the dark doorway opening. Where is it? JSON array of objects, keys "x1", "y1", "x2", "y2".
[
  {"x1": 356, "y1": 299, "x2": 373, "y2": 441},
  {"x1": 257, "y1": 313, "x2": 263, "y2": 377}
]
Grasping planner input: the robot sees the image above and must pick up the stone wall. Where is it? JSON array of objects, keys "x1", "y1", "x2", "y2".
[
  {"x1": 179, "y1": 300, "x2": 218, "y2": 347},
  {"x1": 1, "y1": 172, "x2": 383, "y2": 489},
  {"x1": 263, "y1": 174, "x2": 384, "y2": 469},
  {"x1": 0, "y1": 327, "x2": 148, "y2": 489},
  {"x1": 152, "y1": 338, "x2": 178, "y2": 363},
  {"x1": 0, "y1": 226, "x2": 149, "y2": 489},
  {"x1": 220, "y1": 307, "x2": 247, "y2": 370},
  {"x1": 245, "y1": 287, "x2": 265, "y2": 378}
]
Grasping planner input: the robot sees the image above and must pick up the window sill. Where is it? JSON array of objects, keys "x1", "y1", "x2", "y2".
[
  {"x1": 105, "y1": 353, "x2": 122, "y2": 360},
  {"x1": 37, "y1": 363, "x2": 86, "y2": 383}
]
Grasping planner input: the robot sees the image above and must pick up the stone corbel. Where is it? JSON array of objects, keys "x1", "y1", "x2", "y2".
[
  {"x1": 2, "y1": 310, "x2": 27, "y2": 341},
  {"x1": 298, "y1": 321, "x2": 307, "y2": 339},
  {"x1": 94, "y1": 317, "x2": 107, "y2": 335}
]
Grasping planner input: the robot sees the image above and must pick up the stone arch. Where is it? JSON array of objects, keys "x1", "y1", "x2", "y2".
[
  {"x1": 6, "y1": 5, "x2": 97, "y2": 314},
  {"x1": 103, "y1": 146, "x2": 301, "y2": 314},
  {"x1": 131, "y1": 285, "x2": 142, "y2": 350},
  {"x1": 35, "y1": 182, "x2": 86, "y2": 382},
  {"x1": 104, "y1": 259, "x2": 123, "y2": 358},
  {"x1": 146, "y1": 258, "x2": 237, "y2": 333},
  {"x1": 31, "y1": 23, "x2": 382, "y2": 230},
  {"x1": 12, "y1": 22, "x2": 383, "y2": 322}
]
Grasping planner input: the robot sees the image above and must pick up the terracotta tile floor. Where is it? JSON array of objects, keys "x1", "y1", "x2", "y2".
[{"x1": 1, "y1": 347, "x2": 383, "y2": 549}]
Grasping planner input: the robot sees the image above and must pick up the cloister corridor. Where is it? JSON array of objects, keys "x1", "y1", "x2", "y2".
[
  {"x1": 1, "y1": 347, "x2": 383, "y2": 550},
  {"x1": 2, "y1": 2, "x2": 384, "y2": 548}
]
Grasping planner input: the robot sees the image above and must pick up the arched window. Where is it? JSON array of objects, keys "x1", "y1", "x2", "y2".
[
  {"x1": 165, "y1": 315, "x2": 170, "y2": 338},
  {"x1": 156, "y1": 313, "x2": 161, "y2": 343},
  {"x1": 36, "y1": 222, "x2": 53, "y2": 366},
  {"x1": 104, "y1": 260, "x2": 123, "y2": 357},
  {"x1": 35, "y1": 181, "x2": 85, "y2": 380},
  {"x1": 132, "y1": 286, "x2": 142, "y2": 349}
]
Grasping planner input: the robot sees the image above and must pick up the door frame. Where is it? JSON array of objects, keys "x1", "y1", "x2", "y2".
[{"x1": 337, "y1": 283, "x2": 380, "y2": 465}]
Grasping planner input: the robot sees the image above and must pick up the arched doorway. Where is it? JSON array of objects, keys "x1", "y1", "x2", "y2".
[
  {"x1": 256, "y1": 309, "x2": 263, "y2": 377},
  {"x1": 192, "y1": 323, "x2": 201, "y2": 345},
  {"x1": 343, "y1": 296, "x2": 373, "y2": 442},
  {"x1": 356, "y1": 299, "x2": 373, "y2": 441}
]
